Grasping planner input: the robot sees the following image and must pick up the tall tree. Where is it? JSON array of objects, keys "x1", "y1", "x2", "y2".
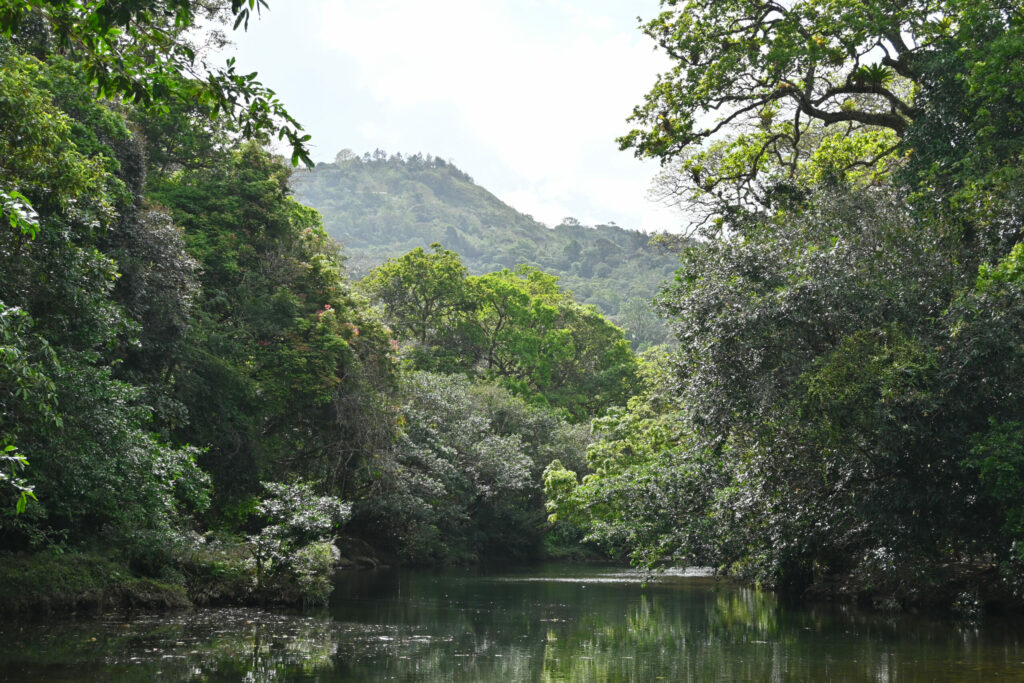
[
  {"x1": 0, "y1": 44, "x2": 209, "y2": 554},
  {"x1": 149, "y1": 144, "x2": 397, "y2": 504},
  {"x1": 359, "y1": 244, "x2": 479, "y2": 373},
  {"x1": 362, "y1": 250, "x2": 639, "y2": 421}
]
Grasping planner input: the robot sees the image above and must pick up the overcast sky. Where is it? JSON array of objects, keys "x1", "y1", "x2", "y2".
[{"x1": 229, "y1": 0, "x2": 682, "y2": 232}]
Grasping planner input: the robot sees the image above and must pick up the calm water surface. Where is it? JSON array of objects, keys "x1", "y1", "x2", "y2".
[{"x1": 2, "y1": 563, "x2": 1024, "y2": 681}]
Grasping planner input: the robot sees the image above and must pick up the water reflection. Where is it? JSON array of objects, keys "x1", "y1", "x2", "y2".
[{"x1": 1, "y1": 564, "x2": 1022, "y2": 681}]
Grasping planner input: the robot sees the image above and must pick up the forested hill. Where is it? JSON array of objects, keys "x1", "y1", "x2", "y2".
[{"x1": 290, "y1": 151, "x2": 680, "y2": 331}]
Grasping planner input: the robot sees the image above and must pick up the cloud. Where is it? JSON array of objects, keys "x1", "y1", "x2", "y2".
[{"x1": 309, "y1": 0, "x2": 674, "y2": 230}]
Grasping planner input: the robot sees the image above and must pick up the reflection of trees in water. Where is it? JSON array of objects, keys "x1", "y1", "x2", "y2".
[
  {"x1": 0, "y1": 609, "x2": 342, "y2": 682},
  {"x1": 537, "y1": 590, "x2": 716, "y2": 681},
  {"x1": 540, "y1": 593, "x2": 675, "y2": 681},
  {"x1": 707, "y1": 586, "x2": 781, "y2": 640},
  {"x1": 533, "y1": 584, "x2": 1024, "y2": 682},
  {"x1": 3, "y1": 577, "x2": 1024, "y2": 681},
  {"x1": 329, "y1": 572, "x2": 553, "y2": 680}
]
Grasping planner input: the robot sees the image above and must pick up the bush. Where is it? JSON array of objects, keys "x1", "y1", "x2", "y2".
[{"x1": 247, "y1": 481, "x2": 349, "y2": 605}]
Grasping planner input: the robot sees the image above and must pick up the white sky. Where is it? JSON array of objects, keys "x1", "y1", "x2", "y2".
[{"x1": 228, "y1": 0, "x2": 684, "y2": 233}]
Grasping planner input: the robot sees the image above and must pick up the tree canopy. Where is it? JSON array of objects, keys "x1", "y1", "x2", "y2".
[
  {"x1": 620, "y1": 0, "x2": 1021, "y2": 223},
  {"x1": 0, "y1": 0, "x2": 311, "y2": 165},
  {"x1": 361, "y1": 246, "x2": 641, "y2": 421}
]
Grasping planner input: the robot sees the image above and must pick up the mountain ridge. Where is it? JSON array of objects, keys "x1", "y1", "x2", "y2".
[{"x1": 291, "y1": 150, "x2": 681, "y2": 348}]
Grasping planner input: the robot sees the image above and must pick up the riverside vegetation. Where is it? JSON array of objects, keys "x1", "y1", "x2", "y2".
[
  {"x1": 546, "y1": 0, "x2": 1024, "y2": 611},
  {"x1": 0, "y1": 0, "x2": 628, "y2": 610},
  {"x1": 1, "y1": 0, "x2": 1023, "y2": 616}
]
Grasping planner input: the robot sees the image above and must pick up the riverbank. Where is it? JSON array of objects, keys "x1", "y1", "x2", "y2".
[
  {"x1": 0, "y1": 545, "x2": 338, "y2": 615},
  {"x1": 801, "y1": 560, "x2": 1024, "y2": 616},
  {"x1": 0, "y1": 553, "x2": 190, "y2": 614},
  {"x1": 0, "y1": 536, "x2": 601, "y2": 615},
  {"x1": 8, "y1": 544, "x2": 1018, "y2": 618}
]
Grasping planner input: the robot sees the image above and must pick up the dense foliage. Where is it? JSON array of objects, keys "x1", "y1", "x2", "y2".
[
  {"x1": 0, "y1": 33, "x2": 378, "y2": 597},
  {"x1": 146, "y1": 144, "x2": 398, "y2": 505},
  {"x1": 620, "y1": 0, "x2": 1019, "y2": 226},
  {"x1": 4, "y1": 0, "x2": 1020, "y2": 616},
  {"x1": 361, "y1": 245, "x2": 640, "y2": 421},
  {"x1": 0, "y1": 0, "x2": 312, "y2": 165},
  {"x1": 355, "y1": 371, "x2": 590, "y2": 564},
  {"x1": 0, "y1": 44, "x2": 210, "y2": 561},
  {"x1": 0, "y1": 3, "x2": 633, "y2": 606},
  {"x1": 549, "y1": 0, "x2": 1024, "y2": 609}
]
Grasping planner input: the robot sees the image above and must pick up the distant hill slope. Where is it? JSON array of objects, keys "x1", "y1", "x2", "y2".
[{"x1": 291, "y1": 151, "x2": 681, "y2": 347}]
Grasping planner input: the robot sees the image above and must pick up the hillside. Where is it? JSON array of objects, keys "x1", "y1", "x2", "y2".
[{"x1": 290, "y1": 151, "x2": 680, "y2": 347}]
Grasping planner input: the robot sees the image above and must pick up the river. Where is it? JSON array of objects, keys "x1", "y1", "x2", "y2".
[{"x1": 2, "y1": 563, "x2": 1023, "y2": 681}]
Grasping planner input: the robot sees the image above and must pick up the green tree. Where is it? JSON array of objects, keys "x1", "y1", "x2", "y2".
[
  {"x1": 621, "y1": 0, "x2": 1018, "y2": 223},
  {"x1": 545, "y1": 347, "x2": 711, "y2": 565},
  {"x1": 149, "y1": 145, "x2": 398, "y2": 505},
  {"x1": 548, "y1": 181, "x2": 1022, "y2": 595},
  {"x1": 355, "y1": 371, "x2": 589, "y2": 563},
  {"x1": 470, "y1": 267, "x2": 639, "y2": 419},
  {"x1": 898, "y1": 5, "x2": 1024, "y2": 258},
  {"x1": 359, "y1": 243, "x2": 479, "y2": 373},
  {"x1": 247, "y1": 480, "x2": 350, "y2": 604},
  {"x1": 362, "y1": 251, "x2": 640, "y2": 421},
  {"x1": 0, "y1": 0, "x2": 312, "y2": 165},
  {"x1": 0, "y1": 304, "x2": 56, "y2": 513},
  {"x1": 0, "y1": 45, "x2": 210, "y2": 554},
  {"x1": 615, "y1": 297, "x2": 669, "y2": 351}
]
